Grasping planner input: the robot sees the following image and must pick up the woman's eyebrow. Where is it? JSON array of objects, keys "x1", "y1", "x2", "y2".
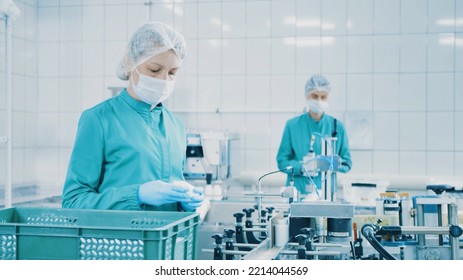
[
  {"x1": 147, "y1": 62, "x2": 180, "y2": 69},
  {"x1": 147, "y1": 62, "x2": 163, "y2": 68}
]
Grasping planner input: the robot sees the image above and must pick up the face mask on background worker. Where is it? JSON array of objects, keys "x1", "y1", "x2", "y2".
[
  {"x1": 305, "y1": 74, "x2": 331, "y2": 114},
  {"x1": 307, "y1": 99, "x2": 328, "y2": 114}
]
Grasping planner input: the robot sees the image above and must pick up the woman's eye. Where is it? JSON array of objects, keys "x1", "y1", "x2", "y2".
[
  {"x1": 150, "y1": 69, "x2": 160, "y2": 73},
  {"x1": 168, "y1": 72, "x2": 176, "y2": 76}
]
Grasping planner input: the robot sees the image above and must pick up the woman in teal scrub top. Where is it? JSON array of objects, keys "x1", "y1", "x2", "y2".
[
  {"x1": 62, "y1": 22, "x2": 203, "y2": 212},
  {"x1": 276, "y1": 74, "x2": 352, "y2": 194}
]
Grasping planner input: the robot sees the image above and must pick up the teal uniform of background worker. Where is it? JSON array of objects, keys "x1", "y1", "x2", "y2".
[
  {"x1": 276, "y1": 74, "x2": 352, "y2": 194},
  {"x1": 62, "y1": 22, "x2": 204, "y2": 212}
]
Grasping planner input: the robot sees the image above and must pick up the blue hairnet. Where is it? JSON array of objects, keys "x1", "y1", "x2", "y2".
[
  {"x1": 305, "y1": 74, "x2": 331, "y2": 96},
  {"x1": 117, "y1": 22, "x2": 186, "y2": 80}
]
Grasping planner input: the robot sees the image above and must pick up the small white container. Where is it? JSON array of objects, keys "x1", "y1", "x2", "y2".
[
  {"x1": 274, "y1": 218, "x2": 289, "y2": 247},
  {"x1": 204, "y1": 185, "x2": 213, "y2": 197}
]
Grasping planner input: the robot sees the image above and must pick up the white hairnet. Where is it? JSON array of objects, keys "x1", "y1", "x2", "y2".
[
  {"x1": 305, "y1": 74, "x2": 331, "y2": 96},
  {"x1": 116, "y1": 22, "x2": 186, "y2": 80}
]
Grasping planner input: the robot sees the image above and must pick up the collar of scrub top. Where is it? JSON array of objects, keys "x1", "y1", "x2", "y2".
[
  {"x1": 119, "y1": 88, "x2": 163, "y2": 113},
  {"x1": 306, "y1": 111, "x2": 326, "y2": 125}
]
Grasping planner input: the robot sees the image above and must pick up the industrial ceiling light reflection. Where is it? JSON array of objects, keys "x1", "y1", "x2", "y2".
[
  {"x1": 321, "y1": 37, "x2": 335, "y2": 45},
  {"x1": 283, "y1": 37, "x2": 297, "y2": 45},
  {"x1": 160, "y1": 2, "x2": 183, "y2": 16},
  {"x1": 347, "y1": 20, "x2": 352, "y2": 29},
  {"x1": 298, "y1": 38, "x2": 321, "y2": 47},
  {"x1": 283, "y1": 16, "x2": 321, "y2": 27},
  {"x1": 210, "y1": 17, "x2": 221, "y2": 26},
  {"x1": 438, "y1": 35, "x2": 463, "y2": 46},
  {"x1": 173, "y1": 6, "x2": 183, "y2": 16},
  {"x1": 222, "y1": 24, "x2": 231, "y2": 32},
  {"x1": 436, "y1": 18, "x2": 463, "y2": 26},
  {"x1": 321, "y1": 23, "x2": 335, "y2": 30},
  {"x1": 208, "y1": 39, "x2": 220, "y2": 47},
  {"x1": 283, "y1": 37, "x2": 334, "y2": 47}
]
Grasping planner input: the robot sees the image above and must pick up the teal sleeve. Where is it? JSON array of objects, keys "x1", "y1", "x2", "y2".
[
  {"x1": 276, "y1": 122, "x2": 303, "y2": 176},
  {"x1": 337, "y1": 122, "x2": 352, "y2": 173},
  {"x1": 62, "y1": 111, "x2": 142, "y2": 210}
]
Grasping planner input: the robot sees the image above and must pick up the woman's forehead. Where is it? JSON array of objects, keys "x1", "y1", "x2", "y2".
[{"x1": 144, "y1": 50, "x2": 181, "y2": 68}]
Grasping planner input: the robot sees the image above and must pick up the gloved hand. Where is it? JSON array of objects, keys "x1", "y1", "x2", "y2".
[
  {"x1": 138, "y1": 180, "x2": 190, "y2": 206},
  {"x1": 171, "y1": 181, "x2": 205, "y2": 212},
  {"x1": 180, "y1": 186, "x2": 205, "y2": 212},
  {"x1": 316, "y1": 155, "x2": 341, "y2": 172}
]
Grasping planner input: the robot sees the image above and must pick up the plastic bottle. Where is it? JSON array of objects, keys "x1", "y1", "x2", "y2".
[
  {"x1": 303, "y1": 135, "x2": 318, "y2": 177},
  {"x1": 274, "y1": 218, "x2": 289, "y2": 247},
  {"x1": 212, "y1": 184, "x2": 223, "y2": 200},
  {"x1": 204, "y1": 184, "x2": 213, "y2": 197}
]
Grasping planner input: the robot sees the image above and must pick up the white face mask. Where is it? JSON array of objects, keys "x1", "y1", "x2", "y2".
[
  {"x1": 131, "y1": 67, "x2": 175, "y2": 106},
  {"x1": 307, "y1": 99, "x2": 328, "y2": 114}
]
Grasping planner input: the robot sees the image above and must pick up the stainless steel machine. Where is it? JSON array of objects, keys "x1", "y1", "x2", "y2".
[
  {"x1": 200, "y1": 135, "x2": 463, "y2": 260},
  {"x1": 202, "y1": 134, "x2": 356, "y2": 260},
  {"x1": 183, "y1": 131, "x2": 239, "y2": 184}
]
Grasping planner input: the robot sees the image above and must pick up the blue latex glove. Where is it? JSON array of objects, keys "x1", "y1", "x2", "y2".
[
  {"x1": 138, "y1": 180, "x2": 190, "y2": 206},
  {"x1": 314, "y1": 155, "x2": 342, "y2": 172},
  {"x1": 180, "y1": 186, "x2": 205, "y2": 212}
]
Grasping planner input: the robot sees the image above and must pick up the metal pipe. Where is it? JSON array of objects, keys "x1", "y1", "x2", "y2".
[
  {"x1": 362, "y1": 224, "x2": 397, "y2": 260},
  {"x1": 448, "y1": 204, "x2": 457, "y2": 225},
  {"x1": 201, "y1": 249, "x2": 249, "y2": 255},
  {"x1": 416, "y1": 204, "x2": 425, "y2": 246},
  {"x1": 399, "y1": 226, "x2": 453, "y2": 235},
  {"x1": 232, "y1": 243, "x2": 260, "y2": 248},
  {"x1": 255, "y1": 167, "x2": 293, "y2": 221},
  {"x1": 321, "y1": 140, "x2": 327, "y2": 200},
  {"x1": 448, "y1": 204, "x2": 459, "y2": 260},
  {"x1": 4, "y1": 14, "x2": 13, "y2": 208},
  {"x1": 437, "y1": 204, "x2": 443, "y2": 245},
  {"x1": 0, "y1": 0, "x2": 19, "y2": 210},
  {"x1": 278, "y1": 250, "x2": 341, "y2": 256},
  {"x1": 286, "y1": 242, "x2": 344, "y2": 248},
  {"x1": 331, "y1": 172, "x2": 337, "y2": 202},
  {"x1": 257, "y1": 176, "x2": 263, "y2": 221},
  {"x1": 328, "y1": 137, "x2": 337, "y2": 202},
  {"x1": 250, "y1": 222, "x2": 268, "y2": 226},
  {"x1": 242, "y1": 228, "x2": 267, "y2": 233},
  {"x1": 244, "y1": 193, "x2": 283, "y2": 197}
]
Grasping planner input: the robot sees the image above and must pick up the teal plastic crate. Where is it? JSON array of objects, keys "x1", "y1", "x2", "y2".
[{"x1": 0, "y1": 207, "x2": 199, "y2": 260}]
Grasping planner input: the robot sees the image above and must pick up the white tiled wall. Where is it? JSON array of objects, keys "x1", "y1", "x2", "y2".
[
  {"x1": 0, "y1": 0, "x2": 37, "y2": 190},
  {"x1": 3, "y1": 0, "x2": 462, "y2": 193}
]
